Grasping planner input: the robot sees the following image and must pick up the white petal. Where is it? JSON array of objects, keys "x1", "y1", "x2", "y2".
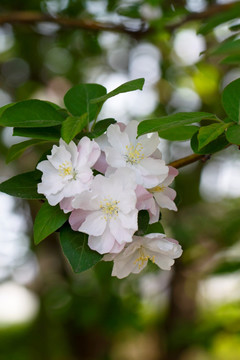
[
  {"x1": 154, "y1": 192, "x2": 177, "y2": 211},
  {"x1": 124, "y1": 120, "x2": 138, "y2": 144},
  {"x1": 79, "y1": 211, "x2": 106, "y2": 236},
  {"x1": 118, "y1": 210, "x2": 138, "y2": 230},
  {"x1": 105, "y1": 146, "x2": 126, "y2": 168},
  {"x1": 88, "y1": 227, "x2": 116, "y2": 254},
  {"x1": 107, "y1": 123, "x2": 129, "y2": 153},
  {"x1": 109, "y1": 218, "x2": 134, "y2": 244},
  {"x1": 138, "y1": 132, "x2": 159, "y2": 157},
  {"x1": 48, "y1": 143, "x2": 72, "y2": 169}
]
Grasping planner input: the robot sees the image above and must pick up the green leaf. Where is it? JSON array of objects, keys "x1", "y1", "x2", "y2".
[
  {"x1": 91, "y1": 118, "x2": 116, "y2": 137},
  {"x1": 226, "y1": 124, "x2": 240, "y2": 145},
  {"x1": 158, "y1": 125, "x2": 199, "y2": 141},
  {"x1": 191, "y1": 132, "x2": 229, "y2": 155},
  {"x1": 61, "y1": 113, "x2": 88, "y2": 143},
  {"x1": 221, "y1": 55, "x2": 240, "y2": 65},
  {"x1": 90, "y1": 78, "x2": 145, "y2": 104},
  {"x1": 13, "y1": 126, "x2": 61, "y2": 141},
  {"x1": 0, "y1": 103, "x2": 15, "y2": 117},
  {"x1": 197, "y1": 123, "x2": 231, "y2": 149},
  {"x1": 64, "y1": 83, "x2": 107, "y2": 120},
  {"x1": 34, "y1": 202, "x2": 69, "y2": 245},
  {"x1": 198, "y1": 4, "x2": 240, "y2": 35},
  {"x1": 136, "y1": 210, "x2": 150, "y2": 236},
  {"x1": 0, "y1": 170, "x2": 44, "y2": 199},
  {"x1": 0, "y1": 100, "x2": 65, "y2": 127},
  {"x1": 6, "y1": 139, "x2": 47, "y2": 163},
  {"x1": 60, "y1": 225, "x2": 102, "y2": 273},
  {"x1": 146, "y1": 222, "x2": 165, "y2": 235},
  {"x1": 222, "y1": 78, "x2": 240, "y2": 123},
  {"x1": 211, "y1": 38, "x2": 240, "y2": 55},
  {"x1": 138, "y1": 112, "x2": 217, "y2": 136}
]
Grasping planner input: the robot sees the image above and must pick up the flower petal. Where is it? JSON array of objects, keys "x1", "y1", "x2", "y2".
[{"x1": 79, "y1": 211, "x2": 106, "y2": 236}]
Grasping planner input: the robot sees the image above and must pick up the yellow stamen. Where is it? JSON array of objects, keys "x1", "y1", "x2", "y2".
[
  {"x1": 125, "y1": 143, "x2": 144, "y2": 164},
  {"x1": 134, "y1": 246, "x2": 155, "y2": 269},
  {"x1": 100, "y1": 197, "x2": 119, "y2": 221},
  {"x1": 59, "y1": 161, "x2": 73, "y2": 178},
  {"x1": 149, "y1": 185, "x2": 165, "y2": 193}
]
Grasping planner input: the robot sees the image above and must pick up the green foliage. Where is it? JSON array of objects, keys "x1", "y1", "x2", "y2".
[
  {"x1": 197, "y1": 123, "x2": 231, "y2": 150},
  {"x1": 191, "y1": 132, "x2": 229, "y2": 155},
  {"x1": 61, "y1": 114, "x2": 88, "y2": 143},
  {"x1": 146, "y1": 221, "x2": 165, "y2": 235},
  {"x1": 6, "y1": 139, "x2": 47, "y2": 163},
  {"x1": 60, "y1": 225, "x2": 102, "y2": 273},
  {"x1": 90, "y1": 118, "x2": 116, "y2": 137},
  {"x1": 222, "y1": 78, "x2": 240, "y2": 124},
  {"x1": 0, "y1": 170, "x2": 44, "y2": 199},
  {"x1": 0, "y1": 100, "x2": 65, "y2": 127},
  {"x1": 13, "y1": 126, "x2": 61, "y2": 141},
  {"x1": 226, "y1": 124, "x2": 240, "y2": 145},
  {"x1": 158, "y1": 125, "x2": 199, "y2": 141},
  {"x1": 137, "y1": 210, "x2": 150, "y2": 236},
  {"x1": 33, "y1": 202, "x2": 69, "y2": 244}
]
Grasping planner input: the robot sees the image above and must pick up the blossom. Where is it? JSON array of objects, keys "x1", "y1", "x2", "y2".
[
  {"x1": 104, "y1": 233, "x2": 182, "y2": 279},
  {"x1": 37, "y1": 137, "x2": 100, "y2": 206},
  {"x1": 135, "y1": 185, "x2": 159, "y2": 224},
  {"x1": 149, "y1": 166, "x2": 178, "y2": 211},
  {"x1": 100, "y1": 120, "x2": 169, "y2": 188},
  {"x1": 71, "y1": 168, "x2": 138, "y2": 254}
]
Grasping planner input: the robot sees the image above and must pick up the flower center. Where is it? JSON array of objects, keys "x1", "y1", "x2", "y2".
[
  {"x1": 134, "y1": 246, "x2": 155, "y2": 269},
  {"x1": 149, "y1": 185, "x2": 165, "y2": 193},
  {"x1": 100, "y1": 197, "x2": 119, "y2": 221},
  {"x1": 125, "y1": 143, "x2": 144, "y2": 165},
  {"x1": 58, "y1": 161, "x2": 73, "y2": 178}
]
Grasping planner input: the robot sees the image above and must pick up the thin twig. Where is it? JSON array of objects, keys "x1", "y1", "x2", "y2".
[{"x1": 168, "y1": 153, "x2": 210, "y2": 169}]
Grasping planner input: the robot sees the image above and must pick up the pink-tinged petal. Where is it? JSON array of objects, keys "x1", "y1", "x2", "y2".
[
  {"x1": 118, "y1": 210, "x2": 138, "y2": 230},
  {"x1": 63, "y1": 139, "x2": 78, "y2": 166},
  {"x1": 60, "y1": 197, "x2": 74, "y2": 213},
  {"x1": 72, "y1": 191, "x2": 99, "y2": 211},
  {"x1": 88, "y1": 227, "x2": 116, "y2": 254},
  {"x1": 151, "y1": 148, "x2": 162, "y2": 159},
  {"x1": 124, "y1": 120, "x2": 138, "y2": 144},
  {"x1": 162, "y1": 166, "x2": 178, "y2": 186},
  {"x1": 69, "y1": 209, "x2": 90, "y2": 230},
  {"x1": 136, "y1": 185, "x2": 152, "y2": 206},
  {"x1": 77, "y1": 137, "x2": 100, "y2": 167},
  {"x1": 105, "y1": 146, "x2": 126, "y2": 168},
  {"x1": 79, "y1": 211, "x2": 106, "y2": 236},
  {"x1": 154, "y1": 191, "x2": 177, "y2": 211},
  {"x1": 118, "y1": 192, "x2": 137, "y2": 213},
  {"x1": 109, "y1": 241, "x2": 125, "y2": 254},
  {"x1": 163, "y1": 187, "x2": 177, "y2": 201},
  {"x1": 151, "y1": 252, "x2": 175, "y2": 270},
  {"x1": 46, "y1": 191, "x2": 65, "y2": 206},
  {"x1": 107, "y1": 123, "x2": 130, "y2": 153},
  {"x1": 138, "y1": 132, "x2": 159, "y2": 157},
  {"x1": 93, "y1": 152, "x2": 108, "y2": 174},
  {"x1": 109, "y1": 218, "x2": 134, "y2": 245}
]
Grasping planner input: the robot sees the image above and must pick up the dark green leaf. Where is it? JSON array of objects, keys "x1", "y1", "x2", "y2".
[
  {"x1": 117, "y1": 4, "x2": 141, "y2": 18},
  {"x1": 34, "y1": 202, "x2": 69, "y2": 245},
  {"x1": 191, "y1": 132, "x2": 229, "y2": 155},
  {"x1": 226, "y1": 124, "x2": 240, "y2": 145},
  {"x1": 0, "y1": 100, "x2": 65, "y2": 127},
  {"x1": 222, "y1": 78, "x2": 240, "y2": 123},
  {"x1": 90, "y1": 78, "x2": 145, "y2": 104},
  {"x1": 0, "y1": 103, "x2": 15, "y2": 117},
  {"x1": 91, "y1": 118, "x2": 116, "y2": 137},
  {"x1": 64, "y1": 84, "x2": 107, "y2": 120},
  {"x1": 136, "y1": 210, "x2": 150, "y2": 236},
  {"x1": 146, "y1": 222, "x2": 165, "y2": 235},
  {"x1": 213, "y1": 261, "x2": 240, "y2": 275},
  {"x1": 6, "y1": 139, "x2": 47, "y2": 163},
  {"x1": 158, "y1": 125, "x2": 199, "y2": 141},
  {"x1": 61, "y1": 114, "x2": 88, "y2": 143},
  {"x1": 211, "y1": 38, "x2": 240, "y2": 55},
  {"x1": 138, "y1": 112, "x2": 217, "y2": 136},
  {"x1": 13, "y1": 126, "x2": 61, "y2": 141},
  {"x1": 221, "y1": 55, "x2": 240, "y2": 65},
  {"x1": 60, "y1": 225, "x2": 102, "y2": 273},
  {"x1": 197, "y1": 123, "x2": 231, "y2": 149},
  {"x1": 0, "y1": 170, "x2": 44, "y2": 199}
]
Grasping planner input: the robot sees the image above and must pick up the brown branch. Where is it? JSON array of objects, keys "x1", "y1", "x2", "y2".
[
  {"x1": 0, "y1": 11, "x2": 148, "y2": 37},
  {"x1": 168, "y1": 153, "x2": 210, "y2": 169},
  {"x1": 0, "y1": 2, "x2": 237, "y2": 36}
]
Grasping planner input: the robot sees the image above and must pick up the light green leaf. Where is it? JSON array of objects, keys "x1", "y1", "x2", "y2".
[
  {"x1": 90, "y1": 78, "x2": 145, "y2": 104},
  {"x1": 13, "y1": 126, "x2": 61, "y2": 141},
  {"x1": 211, "y1": 38, "x2": 240, "y2": 55},
  {"x1": 64, "y1": 84, "x2": 107, "y2": 120},
  {"x1": 222, "y1": 78, "x2": 240, "y2": 123},
  {"x1": 158, "y1": 125, "x2": 199, "y2": 141},
  {"x1": 226, "y1": 124, "x2": 240, "y2": 145},
  {"x1": 0, "y1": 170, "x2": 44, "y2": 199},
  {"x1": 0, "y1": 100, "x2": 65, "y2": 127},
  {"x1": 138, "y1": 112, "x2": 217, "y2": 136},
  {"x1": 34, "y1": 202, "x2": 69, "y2": 245},
  {"x1": 197, "y1": 123, "x2": 231, "y2": 149},
  {"x1": 61, "y1": 114, "x2": 88, "y2": 143},
  {"x1": 60, "y1": 225, "x2": 102, "y2": 273},
  {"x1": 6, "y1": 139, "x2": 47, "y2": 163}
]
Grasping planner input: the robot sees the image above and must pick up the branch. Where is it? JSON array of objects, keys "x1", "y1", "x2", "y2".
[
  {"x1": 168, "y1": 153, "x2": 210, "y2": 169},
  {"x1": 0, "y1": 11, "x2": 148, "y2": 37}
]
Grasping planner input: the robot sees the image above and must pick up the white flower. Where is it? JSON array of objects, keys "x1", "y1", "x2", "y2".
[
  {"x1": 37, "y1": 137, "x2": 100, "y2": 206},
  {"x1": 149, "y1": 166, "x2": 178, "y2": 211},
  {"x1": 104, "y1": 233, "x2": 182, "y2": 279},
  {"x1": 101, "y1": 120, "x2": 169, "y2": 188},
  {"x1": 71, "y1": 168, "x2": 138, "y2": 254}
]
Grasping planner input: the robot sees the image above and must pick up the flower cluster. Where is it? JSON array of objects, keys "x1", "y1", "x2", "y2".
[{"x1": 37, "y1": 120, "x2": 182, "y2": 278}]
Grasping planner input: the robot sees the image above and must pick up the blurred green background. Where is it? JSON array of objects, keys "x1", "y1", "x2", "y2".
[{"x1": 1, "y1": 0, "x2": 240, "y2": 359}]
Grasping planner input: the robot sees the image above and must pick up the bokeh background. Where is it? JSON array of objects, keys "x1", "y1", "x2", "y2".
[{"x1": 1, "y1": 0, "x2": 240, "y2": 359}]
